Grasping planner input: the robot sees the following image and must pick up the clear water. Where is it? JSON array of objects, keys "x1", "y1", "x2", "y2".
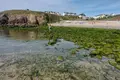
[
  {"x1": 0, "y1": 29, "x2": 120, "y2": 80},
  {"x1": 0, "y1": 29, "x2": 79, "y2": 54}
]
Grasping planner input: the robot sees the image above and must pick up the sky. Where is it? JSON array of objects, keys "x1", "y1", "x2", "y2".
[{"x1": 0, "y1": 0, "x2": 120, "y2": 16}]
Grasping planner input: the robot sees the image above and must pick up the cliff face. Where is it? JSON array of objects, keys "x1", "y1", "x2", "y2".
[
  {"x1": 0, "y1": 14, "x2": 9, "y2": 25},
  {"x1": 7, "y1": 14, "x2": 46, "y2": 26},
  {"x1": 0, "y1": 10, "x2": 61, "y2": 26}
]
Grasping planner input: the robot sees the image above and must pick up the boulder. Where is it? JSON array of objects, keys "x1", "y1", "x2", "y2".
[{"x1": 0, "y1": 14, "x2": 9, "y2": 25}]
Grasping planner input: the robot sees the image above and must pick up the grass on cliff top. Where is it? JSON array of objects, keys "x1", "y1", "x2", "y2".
[
  {"x1": 0, "y1": 10, "x2": 81, "y2": 21},
  {"x1": 1, "y1": 10, "x2": 44, "y2": 15}
]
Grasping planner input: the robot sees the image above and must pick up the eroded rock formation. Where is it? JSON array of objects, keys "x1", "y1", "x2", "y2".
[
  {"x1": 0, "y1": 14, "x2": 9, "y2": 25},
  {"x1": 0, "y1": 11, "x2": 47, "y2": 26}
]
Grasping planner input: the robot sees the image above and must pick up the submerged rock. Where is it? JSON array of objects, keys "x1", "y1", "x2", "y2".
[{"x1": 0, "y1": 53, "x2": 120, "y2": 80}]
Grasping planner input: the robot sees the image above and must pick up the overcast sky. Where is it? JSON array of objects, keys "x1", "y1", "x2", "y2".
[{"x1": 0, "y1": 0, "x2": 120, "y2": 16}]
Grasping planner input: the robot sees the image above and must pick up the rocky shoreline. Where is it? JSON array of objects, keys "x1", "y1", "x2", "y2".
[
  {"x1": 0, "y1": 53, "x2": 120, "y2": 80},
  {"x1": 0, "y1": 39, "x2": 120, "y2": 80}
]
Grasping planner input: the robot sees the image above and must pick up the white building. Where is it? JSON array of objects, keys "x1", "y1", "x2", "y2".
[
  {"x1": 93, "y1": 14, "x2": 108, "y2": 19},
  {"x1": 44, "y1": 11, "x2": 61, "y2": 16},
  {"x1": 93, "y1": 13, "x2": 116, "y2": 19},
  {"x1": 62, "y1": 12, "x2": 77, "y2": 16},
  {"x1": 78, "y1": 13, "x2": 87, "y2": 19},
  {"x1": 110, "y1": 13, "x2": 115, "y2": 16}
]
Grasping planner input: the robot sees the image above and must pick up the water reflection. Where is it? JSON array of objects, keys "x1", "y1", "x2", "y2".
[
  {"x1": 0, "y1": 29, "x2": 10, "y2": 37},
  {"x1": 0, "y1": 28, "x2": 79, "y2": 54},
  {"x1": 0, "y1": 28, "x2": 44, "y2": 40},
  {"x1": 0, "y1": 28, "x2": 119, "y2": 80},
  {"x1": 9, "y1": 30, "x2": 38, "y2": 40}
]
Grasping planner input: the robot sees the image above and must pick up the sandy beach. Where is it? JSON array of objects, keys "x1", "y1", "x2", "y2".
[{"x1": 51, "y1": 21, "x2": 120, "y2": 29}]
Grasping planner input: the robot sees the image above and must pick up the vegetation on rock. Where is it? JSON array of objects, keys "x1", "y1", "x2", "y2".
[
  {"x1": 43, "y1": 26, "x2": 120, "y2": 69},
  {"x1": 0, "y1": 10, "x2": 61, "y2": 26},
  {"x1": 1, "y1": 25, "x2": 120, "y2": 69}
]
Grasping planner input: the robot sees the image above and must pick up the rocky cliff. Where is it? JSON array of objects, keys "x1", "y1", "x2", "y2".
[{"x1": 0, "y1": 10, "x2": 61, "y2": 26}]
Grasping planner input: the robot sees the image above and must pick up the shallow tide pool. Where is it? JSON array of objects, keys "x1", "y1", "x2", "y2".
[{"x1": 0, "y1": 29, "x2": 120, "y2": 80}]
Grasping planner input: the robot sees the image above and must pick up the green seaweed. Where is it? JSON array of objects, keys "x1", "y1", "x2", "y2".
[{"x1": 2, "y1": 26, "x2": 120, "y2": 69}]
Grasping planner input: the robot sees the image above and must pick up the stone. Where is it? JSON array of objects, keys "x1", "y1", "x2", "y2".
[{"x1": 0, "y1": 14, "x2": 9, "y2": 25}]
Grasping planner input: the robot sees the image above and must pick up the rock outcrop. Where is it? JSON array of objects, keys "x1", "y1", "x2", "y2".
[
  {"x1": 0, "y1": 13, "x2": 46, "y2": 26},
  {"x1": 0, "y1": 14, "x2": 9, "y2": 25},
  {"x1": 0, "y1": 10, "x2": 61, "y2": 26},
  {"x1": 6, "y1": 14, "x2": 46, "y2": 26}
]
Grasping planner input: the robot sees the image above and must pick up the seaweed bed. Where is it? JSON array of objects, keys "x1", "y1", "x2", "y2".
[{"x1": 0, "y1": 26, "x2": 120, "y2": 80}]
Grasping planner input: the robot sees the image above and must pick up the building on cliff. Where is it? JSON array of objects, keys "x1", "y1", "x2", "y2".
[
  {"x1": 44, "y1": 11, "x2": 61, "y2": 16},
  {"x1": 62, "y1": 12, "x2": 77, "y2": 16}
]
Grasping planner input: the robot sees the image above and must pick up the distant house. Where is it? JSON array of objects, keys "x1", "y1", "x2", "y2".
[
  {"x1": 26, "y1": 9, "x2": 29, "y2": 11},
  {"x1": 63, "y1": 12, "x2": 77, "y2": 16},
  {"x1": 44, "y1": 11, "x2": 61, "y2": 16},
  {"x1": 93, "y1": 14, "x2": 108, "y2": 19},
  {"x1": 56, "y1": 12, "x2": 61, "y2": 16},
  {"x1": 109, "y1": 13, "x2": 115, "y2": 16},
  {"x1": 93, "y1": 13, "x2": 116, "y2": 19},
  {"x1": 79, "y1": 13, "x2": 87, "y2": 19}
]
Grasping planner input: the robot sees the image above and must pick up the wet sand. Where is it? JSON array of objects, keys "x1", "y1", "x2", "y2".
[{"x1": 51, "y1": 21, "x2": 120, "y2": 29}]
